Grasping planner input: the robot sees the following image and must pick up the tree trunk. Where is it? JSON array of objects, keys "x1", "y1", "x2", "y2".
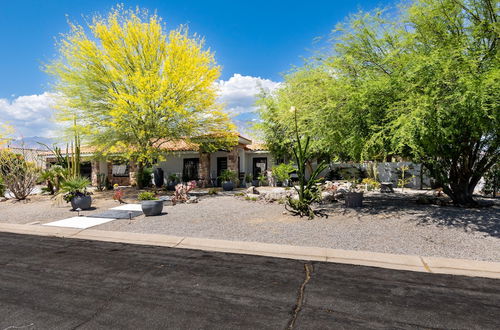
[
  {"x1": 136, "y1": 161, "x2": 144, "y2": 189},
  {"x1": 441, "y1": 173, "x2": 480, "y2": 207}
]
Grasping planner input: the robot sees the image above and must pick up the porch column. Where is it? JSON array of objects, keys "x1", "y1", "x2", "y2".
[
  {"x1": 227, "y1": 147, "x2": 239, "y2": 173},
  {"x1": 129, "y1": 161, "x2": 137, "y2": 186},
  {"x1": 107, "y1": 161, "x2": 113, "y2": 185},
  {"x1": 91, "y1": 160, "x2": 100, "y2": 186},
  {"x1": 199, "y1": 152, "x2": 211, "y2": 187}
]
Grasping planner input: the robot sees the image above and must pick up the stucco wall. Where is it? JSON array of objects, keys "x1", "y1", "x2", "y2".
[{"x1": 155, "y1": 152, "x2": 199, "y2": 184}]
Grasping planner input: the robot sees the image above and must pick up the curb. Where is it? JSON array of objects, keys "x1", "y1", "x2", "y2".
[{"x1": 0, "y1": 223, "x2": 499, "y2": 279}]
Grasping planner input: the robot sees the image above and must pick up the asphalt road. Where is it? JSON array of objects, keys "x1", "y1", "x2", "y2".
[{"x1": 0, "y1": 232, "x2": 499, "y2": 330}]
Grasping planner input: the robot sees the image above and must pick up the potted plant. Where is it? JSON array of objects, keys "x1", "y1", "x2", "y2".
[
  {"x1": 344, "y1": 179, "x2": 364, "y2": 208},
  {"x1": 219, "y1": 169, "x2": 237, "y2": 191},
  {"x1": 166, "y1": 173, "x2": 179, "y2": 191},
  {"x1": 138, "y1": 191, "x2": 163, "y2": 216},
  {"x1": 244, "y1": 173, "x2": 253, "y2": 188},
  {"x1": 258, "y1": 172, "x2": 268, "y2": 186},
  {"x1": 58, "y1": 177, "x2": 92, "y2": 210}
]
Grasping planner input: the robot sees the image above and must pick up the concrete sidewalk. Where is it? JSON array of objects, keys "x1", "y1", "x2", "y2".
[{"x1": 0, "y1": 222, "x2": 499, "y2": 279}]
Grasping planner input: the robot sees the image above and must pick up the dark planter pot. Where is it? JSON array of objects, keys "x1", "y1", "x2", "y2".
[
  {"x1": 154, "y1": 168, "x2": 164, "y2": 188},
  {"x1": 276, "y1": 181, "x2": 283, "y2": 187},
  {"x1": 252, "y1": 180, "x2": 260, "y2": 187},
  {"x1": 141, "y1": 200, "x2": 164, "y2": 216},
  {"x1": 71, "y1": 195, "x2": 92, "y2": 210},
  {"x1": 222, "y1": 181, "x2": 234, "y2": 191},
  {"x1": 167, "y1": 182, "x2": 177, "y2": 191},
  {"x1": 345, "y1": 192, "x2": 364, "y2": 208}
]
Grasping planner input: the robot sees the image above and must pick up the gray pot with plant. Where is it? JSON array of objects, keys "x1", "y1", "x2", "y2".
[
  {"x1": 58, "y1": 177, "x2": 92, "y2": 210},
  {"x1": 219, "y1": 169, "x2": 237, "y2": 191},
  {"x1": 71, "y1": 194, "x2": 92, "y2": 210},
  {"x1": 138, "y1": 192, "x2": 163, "y2": 216}
]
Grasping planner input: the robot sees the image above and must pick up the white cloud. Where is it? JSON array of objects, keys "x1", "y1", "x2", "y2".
[
  {"x1": 217, "y1": 74, "x2": 280, "y2": 116},
  {"x1": 0, "y1": 92, "x2": 58, "y2": 138},
  {"x1": 0, "y1": 74, "x2": 281, "y2": 139}
]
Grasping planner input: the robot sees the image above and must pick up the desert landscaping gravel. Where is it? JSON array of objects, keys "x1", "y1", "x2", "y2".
[{"x1": 1, "y1": 190, "x2": 499, "y2": 262}]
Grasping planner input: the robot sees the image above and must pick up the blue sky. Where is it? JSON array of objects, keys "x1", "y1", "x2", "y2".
[{"x1": 0, "y1": 0, "x2": 395, "y2": 139}]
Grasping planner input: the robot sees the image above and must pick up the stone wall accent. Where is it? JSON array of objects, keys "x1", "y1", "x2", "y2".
[
  {"x1": 198, "y1": 152, "x2": 211, "y2": 187},
  {"x1": 91, "y1": 160, "x2": 100, "y2": 186},
  {"x1": 106, "y1": 161, "x2": 131, "y2": 186},
  {"x1": 129, "y1": 161, "x2": 137, "y2": 186},
  {"x1": 227, "y1": 147, "x2": 239, "y2": 173}
]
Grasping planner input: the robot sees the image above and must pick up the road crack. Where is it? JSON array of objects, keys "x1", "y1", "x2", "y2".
[
  {"x1": 70, "y1": 268, "x2": 153, "y2": 329},
  {"x1": 286, "y1": 263, "x2": 313, "y2": 330}
]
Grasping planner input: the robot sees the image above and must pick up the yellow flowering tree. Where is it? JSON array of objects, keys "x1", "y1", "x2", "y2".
[
  {"x1": 46, "y1": 7, "x2": 235, "y2": 187},
  {"x1": 0, "y1": 123, "x2": 14, "y2": 147}
]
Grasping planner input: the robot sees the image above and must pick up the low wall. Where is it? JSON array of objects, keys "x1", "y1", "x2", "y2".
[{"x1": 324, "y1": 162, "x2": 431, "y2": 189}]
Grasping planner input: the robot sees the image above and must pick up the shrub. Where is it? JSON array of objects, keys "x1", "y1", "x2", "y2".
[
  {"x1": 244, "y1": 173, "x2": 253, "y2": 184},
  {"x1": 137, "y1": 167, "x2": 153, "y2": 188},
  {"x1": 0, "y1": 176, "x2": 5, "y2": 197},
  {"x1": 361, "y1": 178, "x2": 380, "y2": 191},
  {"x1": 482, "y1": 163, "x2": 500, "y2": 197},
  {"x1": 208, "y1": 187, "x2": 218, "y2": 195},
  {"x1": 0, "y1": 149, "x2": 39, "y2": 200},
  {"x1": 272, "y1": 163, "x2": 295, "y2": 183},
  {"x1": 138, "y1": 191, "x2": 158, "y2": 201}
]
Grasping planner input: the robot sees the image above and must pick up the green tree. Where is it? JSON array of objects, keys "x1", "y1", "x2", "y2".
[
  {"x1": 46, "y1": 6, "x2": 234, "y2": 187},
  {"x1": 259, "y1": 0, "x2": 499, "y2": 206}
]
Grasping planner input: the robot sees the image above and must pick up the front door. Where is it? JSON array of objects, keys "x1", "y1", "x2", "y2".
[
  {"x1": 182, "y1": 158, "x2": 199, "y2": 182},
  {"x1": 216, "y1": 157, "x2": 228, "y2": 186},
  {"x1": 252, "y1": 157, "x2": 267, "y2": 179}
]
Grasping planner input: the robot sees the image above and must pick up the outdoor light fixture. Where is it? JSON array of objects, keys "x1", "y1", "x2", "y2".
[
  {"x1": 128, "y1": 211, "x2": 132, "y2": 224},
  {"x1": 76, "y1": 208, "x2": 82, "y2": 217}
]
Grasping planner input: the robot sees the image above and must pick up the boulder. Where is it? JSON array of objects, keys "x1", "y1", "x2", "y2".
[
  {"x1": 245, "y1": 186, "x2": 259, "y2": 195},
  {"x1": 321, "y1": 191, "x2": 337, "y2": 203},
  {"x1": 186, "y1": 196, "x2": 199, "y2": 204}
]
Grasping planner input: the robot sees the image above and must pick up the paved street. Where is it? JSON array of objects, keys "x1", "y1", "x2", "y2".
[{"x1": 0, "y1": 232, "x2": 499, "y2": 329}]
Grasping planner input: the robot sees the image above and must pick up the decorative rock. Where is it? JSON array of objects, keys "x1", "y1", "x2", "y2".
[
  {"x1": 380, "y1": 182, "x2": 395, "y2": 193},
  {"x1": 245, "y1": 186, "x2": 259, "y2": 195},
  {"x1": 321, "y1": 191, "x2": 337, "y2": 203},
  {"x1": 187, "y1": 196, "x2": 199, "y2": 204},
  {"x1": 246, "y1": 193, "x2": 260, "y2": 200}
]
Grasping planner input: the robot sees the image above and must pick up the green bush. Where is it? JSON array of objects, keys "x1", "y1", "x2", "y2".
[
  {"x1": 138, "y1": 191, "x2": 158, "y2": 201},
  {"x1": 0, "y1": 176, "x2": 5, "y2": 197},
  {"x1": 137, "y1": 167, "x2": 153, "y2": 188},
  {"x1": 361, "y1": 178, "x2": 380, "y2": 191},
  {"x1": 272, "y1": 163, "x2": 295, "y2": 183},
  {"x1": 482, "y1": 163, "x2": 500, "y2": 197}
]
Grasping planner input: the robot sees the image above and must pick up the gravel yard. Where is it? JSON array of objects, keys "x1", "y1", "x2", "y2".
[{"x1": 1, "y1": 189, "x2": 499, "y2": 262}]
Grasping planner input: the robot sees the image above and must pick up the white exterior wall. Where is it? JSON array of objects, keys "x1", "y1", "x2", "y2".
[
  {"x1": 327, "y1": 162, "x2": 428, "y2": 189},
  {"x1": 245, "y1": 151, "x2": 274, "y2": 175},
  {"x1": 99, "y1": 159, "x2": 107, "y2": 175},
  {"x1": 153, "y1": 150, "x2": 275, "y2": 181},
  {"x1": 155, "y1": 152, "x2": 199, "y2": 183}
]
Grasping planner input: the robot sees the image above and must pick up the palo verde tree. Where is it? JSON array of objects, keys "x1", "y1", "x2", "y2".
[
  {"x1": 259, "y1": 0, "x2": 499, "y2": 206},
  {"x1": 47, "y1": 6, "x2": 234, "y2": 187}
]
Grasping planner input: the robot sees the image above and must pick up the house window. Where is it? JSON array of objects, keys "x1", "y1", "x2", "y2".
[
  {"x1": 112, "y1": 163, "x2": 129, "y2": 177},
  {"x1": 182, "y1": 158, "x2": 199, "y2": 181}
]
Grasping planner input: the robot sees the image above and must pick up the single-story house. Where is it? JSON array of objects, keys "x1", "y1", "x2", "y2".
[{"x1": 40, "y1": 134, "x2": 275, "y2": 187}]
